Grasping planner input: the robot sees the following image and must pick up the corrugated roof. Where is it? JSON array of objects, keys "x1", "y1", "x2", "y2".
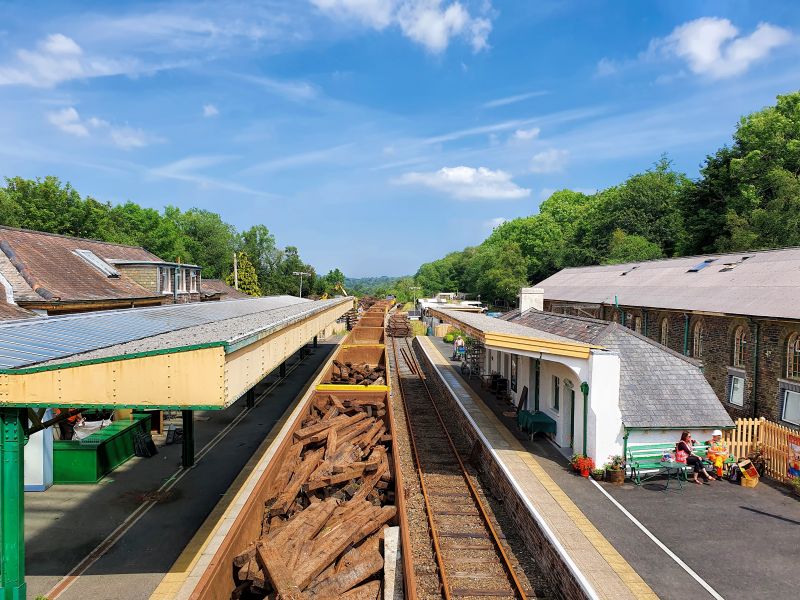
[
  {"x1": 0, "y1": 295, "x2": 345, "y2": 370},
  {"x1": 0, "y1": 226, "x2": 161, "y2": 303},
  {"x1": 505, "y1": 309, "x2": 733, "y2": 429},
  {"x1": 535, "y1": 246, "x2": 800, "y2": 320}
]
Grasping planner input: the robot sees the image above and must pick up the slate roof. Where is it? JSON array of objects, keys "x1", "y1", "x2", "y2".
[
  {"x1": 535, "y1": 246, "x2": 800, "y2": 321},
  {"x1": 505, "y1": 309, "x2": 734, "y2": 429},
  {"x1": 433, "y1": 308, "x2": 580, "y2": 345},
  {"x1": 0, "y1": 299, "x2": 37, "y2": 321},
  {"x1": 201, "y1": 279, "x2": 251, "y2": 299},
  {"x1": 0, "y1": 226, "x2": 161, "y2": 304}
]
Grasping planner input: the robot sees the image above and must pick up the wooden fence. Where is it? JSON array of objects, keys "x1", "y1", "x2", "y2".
[{"x1": 723, "y1": 417, "x2": 798, "y2": 483}]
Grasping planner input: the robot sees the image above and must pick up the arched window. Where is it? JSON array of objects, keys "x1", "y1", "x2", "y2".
[
  {"x1": 660, "y1": 318, "x2": 669, "y2": 346},
  {"x1": 733, "y1": 326, "x2": 747, "y2": 368},
  {"x1": 787, "y1": 333, "x2": 800, "y2": 380},
  {"x1": 693, "y1": 320, "x2": 705, "y2": 358}
]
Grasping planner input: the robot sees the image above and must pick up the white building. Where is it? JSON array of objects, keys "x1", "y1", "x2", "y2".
[{"x1": 430, "y1": 288, "x2": 733, "y2": 462}]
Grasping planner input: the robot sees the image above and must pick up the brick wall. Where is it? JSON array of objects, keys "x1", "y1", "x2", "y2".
[
  {"x1": 117, "y1": 265, "x2": 159, "y2": 292},
  {"x1": 544, "y1": 300, "x2": 800, "y2": 427},
  {"x1": 413, "y1": 338, "x2": 591, "y2": 600}
]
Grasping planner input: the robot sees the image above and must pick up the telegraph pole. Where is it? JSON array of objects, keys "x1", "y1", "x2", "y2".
[{"x1": 293, "y1": 271, "x2": 311, "y2": 298}]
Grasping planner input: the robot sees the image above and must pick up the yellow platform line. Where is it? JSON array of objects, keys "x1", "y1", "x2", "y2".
[{"x1": 419, "y1": 336, "x2": 658, "y2": 600}]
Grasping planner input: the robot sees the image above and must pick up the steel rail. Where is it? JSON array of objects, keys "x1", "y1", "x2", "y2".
[{"x1": 402, "y1": 337, "x2": 528, "y2": 600}]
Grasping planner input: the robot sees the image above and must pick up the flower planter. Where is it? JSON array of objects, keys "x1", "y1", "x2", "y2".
[
  {"x1": 580, "y1": 468, "x2": 589, "y2": 477},
  {"x1": 606, "y1": 468, "x2": 625, "y2": 485},
  {"x1": 590, "y1": 470, "x2": 605, "y2": 481}
]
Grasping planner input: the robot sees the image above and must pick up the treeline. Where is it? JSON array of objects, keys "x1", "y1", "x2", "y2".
[
  {"x1": 415, "y1": 91, "x2": 800, "y2": 306},
  {"x1": 0, "y1": 176, "x2": 347, "y2": 297}
]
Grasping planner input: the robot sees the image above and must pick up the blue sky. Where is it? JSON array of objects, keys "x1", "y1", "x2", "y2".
[{"x1": 1, "y1": 1, "x2": 798, "y2": 277}]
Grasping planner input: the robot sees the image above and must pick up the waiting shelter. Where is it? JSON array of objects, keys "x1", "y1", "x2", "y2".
[{"x1": 0, "y1": 295, "x2": 352, "y2": 599}]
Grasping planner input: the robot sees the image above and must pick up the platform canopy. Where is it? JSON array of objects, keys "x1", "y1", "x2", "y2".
[{"x1": 0, "y1": 295, "x2": 352, "y2": 409}]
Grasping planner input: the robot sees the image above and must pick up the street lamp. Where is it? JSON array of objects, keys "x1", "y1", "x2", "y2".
[
  {"x1": 410, "y1": 286, "x2": 421, "y2": 307},
  {"x1": 293, "y1": 271, "x2": 311, "y2": 298}
]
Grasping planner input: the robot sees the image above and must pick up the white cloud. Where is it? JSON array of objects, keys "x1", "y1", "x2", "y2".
[
  {"x1": 512, "y1": 127, "x2": 540, "y2": 141},
  {"x1": 47, "y1": 107, "x2": 90, "y2": 137},
  {"x1": 311, "y1": 0, "x2": 493, "y2": 53},
  {"x1": 484, "y1": 216, "x2": 506, "y2": 230},
  {"x1": 395, "y1": 166, "x2": 530, "y2": 200},
  {"x1": 150, "y1": 155, "x2": 279, "y2": 198},
  {"x1": 45, "y1": 105, "x2": 161, "y2": 149},
  {"x1": 530, "y1": 149, "x2": 568, "y2": 173},
  {"x1": 236, "y1": 73, "x2": 318, "y2": 101},
  {"x1": 482, "y1": 90, "x2": 548, "y2": 108},
  {"x1": 594, "y1": 57, "x2": 618, "y2": 77},
  {"x1": 203, "y1": 104, "x2": 219, "y2": 117},
  {"x1": 656, "y1": 18, "x2": 791, "y2": 79},
  {"x1": 0, "y1": 34, "x2": 135, "y2": 87}
]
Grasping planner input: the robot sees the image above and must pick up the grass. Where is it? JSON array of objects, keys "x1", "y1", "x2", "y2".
[{"x1": 410, "y1": 320, "x2": 427, "y2": 336}]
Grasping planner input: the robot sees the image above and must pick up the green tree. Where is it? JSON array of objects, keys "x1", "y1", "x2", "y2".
[
  {"x1": 226, "y1": 252, "x2": 262, "y2": 296},
  {"x1": 167, "y1": 207, "x2": 237, "y2": 278},
  {"x1": 603, "y1": 229, "x2": 664, "y2": 264}
]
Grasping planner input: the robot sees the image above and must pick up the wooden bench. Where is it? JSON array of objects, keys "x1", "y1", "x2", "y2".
[{"x1": 627, "y1": 442, "x2": 736, "y2": 485}]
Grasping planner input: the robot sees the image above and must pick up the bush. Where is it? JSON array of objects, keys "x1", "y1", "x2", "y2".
[{"x1": 443, "y1": 333, "x2": 455, "y2": 343}]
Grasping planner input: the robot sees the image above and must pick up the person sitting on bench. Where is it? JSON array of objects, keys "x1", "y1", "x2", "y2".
[{"x1": 677, "y1": 431, "x2": 715, "y2": 484}]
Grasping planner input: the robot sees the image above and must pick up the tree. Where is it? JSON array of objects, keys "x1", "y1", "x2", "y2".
[
  {"x1": 238, "y1": 225, "x2": 279, "y2": 293},
  {"x1": 226, "y1": 252, "x2": 262, "y2": 296},
  {"x1": 603, "y1": 229, "x2": 664, "y2": 264}
]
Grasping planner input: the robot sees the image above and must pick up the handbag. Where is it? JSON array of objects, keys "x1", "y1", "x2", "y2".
[{"x1": 675, "y1": 450, "x2": 688, "y2": 463}]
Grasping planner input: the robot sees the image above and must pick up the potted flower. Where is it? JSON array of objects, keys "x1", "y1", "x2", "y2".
[
  {"x1": 575, "y1": 456, "x2": 595, "y2": 477},
  {"x1": 591, "y1": 468, "x2": 605, "y2": 481},
  {"x1": 605, "y1": 455, "x2": 626, "y2": 485},
  {"x1": 569, "y1": 453, "x2": 583, "y2": 472}
]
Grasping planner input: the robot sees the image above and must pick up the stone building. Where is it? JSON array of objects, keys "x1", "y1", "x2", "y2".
[
  {"x1": 0, "y1": 226, "x2": 207, "y2": 318},
  {"x1": 535, "y1": 248, "x2": 800, "y2": 429}
]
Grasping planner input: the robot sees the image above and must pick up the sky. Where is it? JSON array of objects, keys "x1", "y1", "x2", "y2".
[{"x1": 1, "y1": 1, "x2": 799, "y2": 277}]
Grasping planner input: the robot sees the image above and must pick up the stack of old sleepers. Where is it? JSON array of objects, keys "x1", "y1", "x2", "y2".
[
  {"x1": 318, "y1": 346, "x2": 389, "y2": 392},
  {"x1": 231, "y1": 392, "x2": 396, "y2": 600},
  {"x1": 329, "y1": 360, "x2": 386, "y2": 386},
  {"x1": 386, "y1": 313, "x2": 411, "y2": 338}
]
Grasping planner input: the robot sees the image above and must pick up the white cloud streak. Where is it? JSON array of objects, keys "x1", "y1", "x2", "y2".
[
  {"x1": 482, "y1": 90, "x2": 548, "y2": 108},
  {"x1": 149, "y1": 155, "x2": 279, "y2": 198},
  {"x1": 512, "y1": 127, "x2": 540, "y2": 141},
  {"x1": 311, "y1": 0, "x2": 493, "y2": 53},
  {"x1": 395, "y1": 165, "x2": 530, "y2": 200},
  {"x1": 203, "y1": 103, "x2": 219, "y2": 117},
  {"x1": 45, "y1": 106, "x2": 162, "y2": 149},
  {"x1": 530, "y1": 149, "x2": 568, "y2": 173}
]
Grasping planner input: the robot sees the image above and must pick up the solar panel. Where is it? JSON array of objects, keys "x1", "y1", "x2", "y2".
[{"x1": 0, "y1": 296, "x2": 339, "y2": 370}]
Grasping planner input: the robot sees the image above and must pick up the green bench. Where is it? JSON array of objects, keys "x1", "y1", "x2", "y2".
[
  {"x1": 627, "y1": 442, "x2": 736, "y2": 485},
  {"x1": 53, "y1": 414, "x2": 151, "y2": 484},
  {"x1": 517, "y1": 410, "x2": 557, "y2": 436}
]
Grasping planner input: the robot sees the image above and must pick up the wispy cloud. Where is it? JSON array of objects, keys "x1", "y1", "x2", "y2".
[
  {"x1": 311, "y1": 0, "x2": 493, "y2": 53},
  {"x1": 149, "y1": 155, "x2": 279, "y2": 198},
  {"x1": 203, "y1": 103, "x2": 219, "y2": 117},
  {"x1": 512, "y1": 127, "x2": 540, "y2": 141},
  {"x1": 395, "y1": 166, "x2": 530, "y2": 200},
  {"x1": 242, "y1": 143, "x2": 354, "y2": 174},
  {"x1": 482, "y1": 90, "x2": 548, "y2": 108},
  {"x1": 484, "y1": 216, "x2": 507, "y2": 230},
  {"x1": 45, "y1": 106, "x2": 163, "y2": 149},
  {"x1": 235, "y1": 73, "x2": 319, "y2": 102},
  {"x1": 530, "y1": 149, "x2": 569, "y2": 173}
]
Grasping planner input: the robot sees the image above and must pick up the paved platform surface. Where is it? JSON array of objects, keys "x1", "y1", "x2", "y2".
[
  {"x1": 420, "y1": 337, "x2": 656, "y2": 600},
  {"x1": 24, "y1": 340, "x2": 339, "y2": 600},
  {"x1": 428, "y1": 336, "x2": 800, "y2": 600}
]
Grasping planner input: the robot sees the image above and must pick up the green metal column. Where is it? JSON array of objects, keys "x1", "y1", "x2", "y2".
[
  {"x1": 0, "y1": 408, "x2": 26, "y2": 600},
  {"x1": 683, "y1": 313, "x2": 690, "y2": 355},
  {"x1": 580, "y1": 382, "x2": 589, "y2": 456},
  {"x1": 534, "y1": 359, "x2": 540, "y2": 411},
  {"x1": 246, "y1": 388, "x2": 255, "y2": 409},
  {"x1": 279, "y1": 361, "x2": 286, "y2": 378},
  {"x1": 643, "y1": 310, "x2": 648, "y2": 338},
  {"x1": 181, "y1": 410, "x2": 194, "y2": 468}
]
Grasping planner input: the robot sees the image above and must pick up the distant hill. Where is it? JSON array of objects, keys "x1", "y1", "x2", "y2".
[{"x1": 345, "y1": 276, "x2": 407, "y2": 295}]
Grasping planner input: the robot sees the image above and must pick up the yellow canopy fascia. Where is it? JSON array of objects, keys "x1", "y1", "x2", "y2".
[{"x1": 484, "y1": 332, "x2": 597, "y2": 359}]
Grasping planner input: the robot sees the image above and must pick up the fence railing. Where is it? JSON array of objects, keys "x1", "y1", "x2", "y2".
[{"x1": 723, "y1": 417, "x2": 797, "y2": 483}]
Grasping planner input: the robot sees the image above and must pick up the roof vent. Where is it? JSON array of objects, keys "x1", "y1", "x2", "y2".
[
  {"x1": 620, "y1": 265, "x2": 639, "y2": 276},
  {"x1": 74, "y1": 249, "x2": 120, "y2": 278},
  {"x1": 687, "y1": 258, "x2": 716, "y2": 273}
]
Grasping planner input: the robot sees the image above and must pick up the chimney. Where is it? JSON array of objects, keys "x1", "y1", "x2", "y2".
[{"x1": 519, "y1": 287, "x2": 544, "y2": 313}]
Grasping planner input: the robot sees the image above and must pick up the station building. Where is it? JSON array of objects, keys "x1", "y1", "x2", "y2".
[
  {"x1": 535, "y1": 248, "x2": 800, "y2": 429},
  {"x1": 430, "y1": 288, "x2": 733, "y2": 462}
]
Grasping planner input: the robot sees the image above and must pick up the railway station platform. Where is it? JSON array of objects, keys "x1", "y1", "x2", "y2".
[
  {"x1": 24, "y1": 340, "x2": 340, "y2": 600},
  {"x1": 422, "y1": 336, "x2": 800, "y2": 600},
  {"x1": 417, "y1": 336, "x2": 656, "y2": 600}
]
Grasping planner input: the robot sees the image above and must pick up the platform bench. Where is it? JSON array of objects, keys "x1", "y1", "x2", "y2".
[
  {"x1": 53, "y1": 414, "x2": 151, "y2": 484},
  {"x1": 627, "y1": 442, "x2": 736, "y2": 485}
]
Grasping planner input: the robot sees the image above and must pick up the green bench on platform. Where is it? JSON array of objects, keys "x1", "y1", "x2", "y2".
[
  {"x1": 627, "y1": 442, "x2": 736, "y2": 485},
  {"x1": 517, "y1": 410, "x2": 557, "y2": 436},
  {"x1": 53, "y1": 414, "x2": 151, "y2": 484}
]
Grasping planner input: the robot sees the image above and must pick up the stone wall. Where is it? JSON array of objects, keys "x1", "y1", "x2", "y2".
[
  {"x1": 412, "y1": 338, "x2": 591, "y2": 600},
  {"x1": 117, "y1": 265, "x2": 158, "y2": 293},
  {"x1": 543, "y1": 300, "x2": 800, "y2": 427}
]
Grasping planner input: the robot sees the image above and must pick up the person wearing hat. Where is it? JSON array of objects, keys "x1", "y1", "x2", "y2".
[{"x1": 707, "y1": 429, "x2": 729, "y2": 477}]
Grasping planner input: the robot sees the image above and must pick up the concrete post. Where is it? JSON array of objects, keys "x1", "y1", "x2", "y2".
[
  {"x1": 313, "y1": 335, "x2": 318, "y2": 348},
  {"x1": 181, "y1": 410, "x2": 194, "y2": 468},
  {"x1": 0, "y1": 408, "x2": 26, "y2": 600},
  {"x1": 246, "y1": 388, "x2": 255, "y2": 409}
]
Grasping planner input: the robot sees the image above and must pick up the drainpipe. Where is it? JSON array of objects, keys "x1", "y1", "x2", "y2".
[
  {"x1": 750, "y1": 320, "x2": 760, "y2": 418},
  {"x1": 0, "y1": 407, "x2": 26, "y2": 599},
  {"x1": 580, "y1": 381, "x2": 589, "y2": 456},
  {"x1": 623, "y1": 428, "x2": 629, "y2": 473},
  {"x1": 683, "y1": 313, "x2": 690, "y2": 356},
  {"x1": 643, "y1": 310, "x2": 648, "y2": 337}
]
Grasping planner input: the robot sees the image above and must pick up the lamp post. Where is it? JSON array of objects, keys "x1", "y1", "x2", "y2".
[
  {"x1": 293, "y1": 271, "x2": 311, "y2": 298},
  {"x1": 410, "y1": 286, "x2": 421, "y2": 308}
]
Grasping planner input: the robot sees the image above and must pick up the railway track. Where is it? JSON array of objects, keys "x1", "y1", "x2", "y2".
[{"x1": 390, "y1": 336, "x2": 531, "y2": 600}]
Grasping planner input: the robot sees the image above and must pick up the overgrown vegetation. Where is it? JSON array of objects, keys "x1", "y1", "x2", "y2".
[{"x1": 414, "y1": 91, "x2": 800, "y2": 306}]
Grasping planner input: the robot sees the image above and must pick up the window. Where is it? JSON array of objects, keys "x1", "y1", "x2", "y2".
[
  {"x1": 692, "y1": 320, "x2": 704, "y2": 358},
  {"x1": 787, "y1": 333, "x2": 800, "y2": 380},
  {"x1": 660, "y1": 318, "x2": 669, "y2": 346},
  {"x1": 783, "y1": 389, "x2": 800, "y2": 425},
  {"x1": 552, "y1": 375, "x2": 560, "y2": 412},
  {"x1": 160, "y1": 267, "x2": 172, "y2": 293},
  {"x1": 510, "y1": 355, "x2": 518, "y2": 392},
  {"x1": 733, "y1": 326, "x2": 747, "y2": 367},
  {"x1": 729, "y1": 376, "x2": 745, "y2": 407},
  {"x1": 74, "y1": 249, "x2": 119, "y2": 278},
  {"x1": 687, "y1": 258, "x2": 717, "y2": 272},
  {"x1": 189, "y1": 270, "x2": 198, "y2": 293}
]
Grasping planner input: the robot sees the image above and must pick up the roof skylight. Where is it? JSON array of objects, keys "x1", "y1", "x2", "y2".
[
  {"x1": 688, "y1": 258, "x2": 716, "y2": 273},
  {"x1": 74, "y1": 249, "x2": 120, "y2": 278}
]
